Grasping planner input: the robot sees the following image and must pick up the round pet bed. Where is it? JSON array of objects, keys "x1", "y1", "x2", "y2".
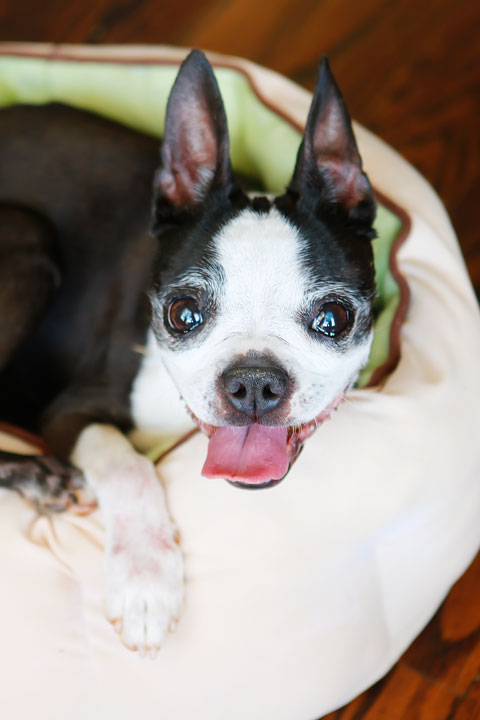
[{"x1": 0, "y1": 43, "x2": 479, "y2": 720}]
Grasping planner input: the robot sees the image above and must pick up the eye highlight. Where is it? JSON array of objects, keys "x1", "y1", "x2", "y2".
[
  {"x1": 311, "y1": 301, "x2": 351, "y2": 337},
  {"x1": 166, "y1": 297, "x2": 204, "y2": 334}
]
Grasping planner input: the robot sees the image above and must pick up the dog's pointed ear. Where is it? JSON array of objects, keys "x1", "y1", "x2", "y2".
[
  {"x1": 290, "y1": 58, "x2": 375, "y2": 229},
  {"x1": 154, "y1": 49, "x2": 233, "y2": 215}
]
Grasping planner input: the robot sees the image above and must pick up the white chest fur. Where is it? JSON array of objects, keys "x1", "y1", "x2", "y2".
[{"x1": 129, "y1": 329, "x2": 196, "y2": 452}]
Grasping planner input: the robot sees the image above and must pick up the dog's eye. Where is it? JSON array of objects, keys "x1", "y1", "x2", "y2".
[
  {"x1": 167, "y1": 297, "x2": 203, "y2": 333},
  {"x1": 311, "y1": 302, "x2": 350, "y2": 337}
]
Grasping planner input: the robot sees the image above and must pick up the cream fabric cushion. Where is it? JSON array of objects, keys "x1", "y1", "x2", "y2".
[{"x1": 0, "y1": 45, "x2": 479, "y2": 720}]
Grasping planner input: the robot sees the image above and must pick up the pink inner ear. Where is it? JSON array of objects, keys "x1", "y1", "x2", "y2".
[
  {"x1": 313, "y1": 101, "x2": 351, "y2": 157},
  {"x1": 304, "y1": 84, "x2": 371, "y2": 211},
  {"x1": 322, "y1": 158, "x2": 370, "y2": 210},
  {"x1": 159, "y1": 98, "x2": 220, "y2": 208}
]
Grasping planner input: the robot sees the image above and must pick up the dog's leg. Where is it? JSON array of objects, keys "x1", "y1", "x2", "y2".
[
  {"x1": 0, "y1": 206, "x2": 60, "y2": 371},
  {"x1": 0, "y1": 208, "x2": 90, "y2": 510},
  {"x1": 71, "y1": 423, "x2": 184, "y2": 656}
]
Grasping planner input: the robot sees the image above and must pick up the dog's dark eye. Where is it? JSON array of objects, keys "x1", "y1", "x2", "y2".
[
  {"x1": 167, "y1": 297, "x2": 203, "y2": 333},
  {"x1": 311, "y1": 302, "x2": 350, "y2": 337}
]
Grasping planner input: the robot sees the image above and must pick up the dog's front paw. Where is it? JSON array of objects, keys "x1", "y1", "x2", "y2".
[
  {"x1": 104, "y1": 524, "x2": 184, "y2": 657},
  {"x1": 0, "y1": 452, "x2": 96, "y2": 513}
]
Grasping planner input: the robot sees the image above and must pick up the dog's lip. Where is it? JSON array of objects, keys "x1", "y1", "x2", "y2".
[
  {"x1": 225, "y1": 473, "x2": 289, "y2": 490},
  {"x1": 187, "y1": 391, "x2": 345, "y2": 488}
]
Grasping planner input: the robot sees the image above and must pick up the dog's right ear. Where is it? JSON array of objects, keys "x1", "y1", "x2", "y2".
[{"x1": 153, "y1": 50, "x2": 233, "y2": 219}]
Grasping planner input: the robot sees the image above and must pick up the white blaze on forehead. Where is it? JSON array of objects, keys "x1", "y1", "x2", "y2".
[{"x1": 214, "y1": 207, "x2": 308, "y2": 333}]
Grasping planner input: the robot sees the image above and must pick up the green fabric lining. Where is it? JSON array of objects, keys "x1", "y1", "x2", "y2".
[{"x1": 0, "y1": 53, "x2": 404, "y2": 395}]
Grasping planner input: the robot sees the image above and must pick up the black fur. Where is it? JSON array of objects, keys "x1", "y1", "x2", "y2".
[{"x1": 0, "y1": 104, "x2": 159, "y2": 457}]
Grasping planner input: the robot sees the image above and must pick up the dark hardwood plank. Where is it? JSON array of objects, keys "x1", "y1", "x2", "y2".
[
  {"x1": 357, "y1": 665, "x2": 456, "y2": 719},
  {"x1": 449, "y1": 679, "x2": 480, "y2": 720}
]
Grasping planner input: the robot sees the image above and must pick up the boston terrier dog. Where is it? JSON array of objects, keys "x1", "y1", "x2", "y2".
[{"x1": 0, "y1": 50, "x2": 376, "y2": 655}]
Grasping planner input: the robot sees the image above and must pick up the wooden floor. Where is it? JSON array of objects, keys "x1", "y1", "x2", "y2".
[{"x1": 1, "y1": 1, "x2": 479, "y2": 718}]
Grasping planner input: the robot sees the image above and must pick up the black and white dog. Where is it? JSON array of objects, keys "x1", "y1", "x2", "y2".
[{"x1": 0, "y1": 50, "x2": 376, "y2": 654}]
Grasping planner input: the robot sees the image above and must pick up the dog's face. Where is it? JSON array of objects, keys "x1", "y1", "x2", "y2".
[{"x1": 149, "y1": 50, "x2": 376, "y2": 488}]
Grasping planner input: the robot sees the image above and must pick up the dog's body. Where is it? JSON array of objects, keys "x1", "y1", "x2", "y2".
[
  {"x1": 0, "y1": 104, "x2": 161, "y2": 443},
  {"x1": 0, "y1": 51, "x2": 376, "y2": 654}
]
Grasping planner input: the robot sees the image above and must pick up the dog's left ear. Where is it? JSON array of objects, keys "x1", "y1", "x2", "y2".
[
  {"x1": 290, "y1": 58, "x2": 375, "y2": 231},
  {"x1": 153, "y1": 49, "x2": 233, "y2": 218}
]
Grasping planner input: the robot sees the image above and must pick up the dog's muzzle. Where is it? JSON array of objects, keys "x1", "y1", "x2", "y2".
[{"x1": 192, "y1": 389, "x2": 347, "y2": 489}]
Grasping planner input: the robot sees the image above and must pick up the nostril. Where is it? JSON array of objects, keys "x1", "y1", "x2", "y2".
[
  {"x1": 232, "y1": 385, "x2": 247, "y2": 400},
  {"x1": 263, "y1": 384, "x2": 278, "y2": 400}
]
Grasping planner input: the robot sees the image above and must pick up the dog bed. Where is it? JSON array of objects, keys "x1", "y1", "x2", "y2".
[{"x1": 0, "y1": 43, "x2": 479, "y2": 720}]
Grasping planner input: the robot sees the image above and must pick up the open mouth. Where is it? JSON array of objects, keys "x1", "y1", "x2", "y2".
[{"x1": 189, "y1": 392, "x2": 345, "y2": 489}]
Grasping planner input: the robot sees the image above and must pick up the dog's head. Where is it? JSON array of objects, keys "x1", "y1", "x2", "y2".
[{"x1": 149, "y1": 50, "x2": 376, "y2": 488}]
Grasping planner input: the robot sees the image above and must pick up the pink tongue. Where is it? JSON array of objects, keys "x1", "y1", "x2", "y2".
[{"x1": 202, "y1": 424, "x2": 289, "y2": 485}]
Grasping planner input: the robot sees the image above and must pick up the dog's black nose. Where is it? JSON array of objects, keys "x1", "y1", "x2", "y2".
[{"x1": 222, "y1": 366, "x2": 289, "y2": 419}]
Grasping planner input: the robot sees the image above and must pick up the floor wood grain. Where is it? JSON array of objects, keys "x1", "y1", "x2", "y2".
[{"x1": 1, "y1": 2, "x2": 479, "y2": 718}]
